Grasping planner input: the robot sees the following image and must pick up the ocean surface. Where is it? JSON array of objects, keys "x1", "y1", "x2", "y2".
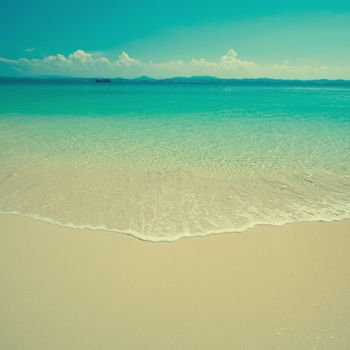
[{"x1": 0, "y1": 78, "x2": 350, "y2": 241}]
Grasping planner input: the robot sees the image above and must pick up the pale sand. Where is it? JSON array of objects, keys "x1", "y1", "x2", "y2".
[{"x1": 1, "y1": 215, "x2": 350, "y2": 350}]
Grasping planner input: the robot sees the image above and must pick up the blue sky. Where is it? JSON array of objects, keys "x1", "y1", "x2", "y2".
[{"x1": 1, "y1": 0, "x2": 350, "y2": 78}]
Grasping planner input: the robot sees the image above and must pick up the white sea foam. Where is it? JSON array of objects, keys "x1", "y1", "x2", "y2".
[{"x1": 1, "y1": 209, "x2": 350, "y2": 242}]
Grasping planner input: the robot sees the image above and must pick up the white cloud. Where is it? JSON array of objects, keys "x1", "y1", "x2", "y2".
[
  {"x1": 68, "y1": 49, "x2": 93, "y2": 63},
  {"x1": 219, "y1": 49, "x2": 256, "y2": 69},
  {"x1": 0, "y1": 49, "x2": 348, "y2": 79},
  {"x1": 118, "y1": 51, "x2": 139, "y2": 66},
  {"x1": 0, "y1": 57, "x2": 18, "y2": 64}
]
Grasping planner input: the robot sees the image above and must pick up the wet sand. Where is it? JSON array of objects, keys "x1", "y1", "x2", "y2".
[{"x1": 1, "y1": 214, "x2": 350, "y2": 349}]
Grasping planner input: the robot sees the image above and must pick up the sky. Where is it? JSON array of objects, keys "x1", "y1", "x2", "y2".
[{"x1": 0, "y1": 0, "x2": 350, "y2": 79}]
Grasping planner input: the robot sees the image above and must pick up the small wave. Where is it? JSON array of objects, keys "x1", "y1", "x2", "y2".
[{"x1": 1, "y1": 209, "x2": 349, "y2": 243}]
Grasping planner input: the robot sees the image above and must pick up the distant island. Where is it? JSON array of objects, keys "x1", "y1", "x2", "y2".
[
  {"x1": 1, "y1": 76, "x2": 349, "y2": 87},
  {"x1": 95, "y1": 78, "x2": 112, "y2": 83}
]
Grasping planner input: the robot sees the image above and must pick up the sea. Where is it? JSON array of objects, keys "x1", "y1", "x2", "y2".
[{"x1": 0, "y1": 77, "x2": 349, "y2": 241}]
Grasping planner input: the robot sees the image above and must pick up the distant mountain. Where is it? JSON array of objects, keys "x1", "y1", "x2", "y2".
[
  {"x1": 133, "y1": 75, "x2": 156, "y2": 81},
  {"x1": 1, "y1": 76, "x2": 349, "y2": 86}
]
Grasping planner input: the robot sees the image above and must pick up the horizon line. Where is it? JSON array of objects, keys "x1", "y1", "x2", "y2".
[{"x1": 1, "y1": 75, "x2": 350, "y2": 83}]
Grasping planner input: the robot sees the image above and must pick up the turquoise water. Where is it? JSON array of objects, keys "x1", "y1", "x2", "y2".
[{"x1": 0, "y1": 79, "x2": 349, "y2": 241}]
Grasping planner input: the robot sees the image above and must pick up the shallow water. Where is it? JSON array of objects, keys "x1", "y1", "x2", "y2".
[{"x1": 1, "y1": 79, "x2": 350, "y2": 241}]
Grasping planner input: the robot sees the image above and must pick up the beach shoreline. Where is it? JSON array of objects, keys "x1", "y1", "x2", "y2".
[
  {"x1": 1, "y1": 211, "x2": 350, "y2": 243},
  {"x1": 1, "y1": 214, "x2": 350, "y2": 349}
]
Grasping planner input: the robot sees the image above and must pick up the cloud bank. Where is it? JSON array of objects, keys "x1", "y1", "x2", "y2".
[{"x1": 0, "y1": 49, "x2": 348, "y2": 79}]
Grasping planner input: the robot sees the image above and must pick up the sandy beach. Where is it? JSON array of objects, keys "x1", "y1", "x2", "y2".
[
  {"x1": 2, "y1": 1, "x2": 350, "y2": 349},
  {"x1": 1, "y1": 214, "x2": 349, "y2": 349}
]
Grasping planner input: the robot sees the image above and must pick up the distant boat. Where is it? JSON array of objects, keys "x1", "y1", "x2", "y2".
[{"x1": 95, "y1": 78, "x2": 112, "y2": 83}]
